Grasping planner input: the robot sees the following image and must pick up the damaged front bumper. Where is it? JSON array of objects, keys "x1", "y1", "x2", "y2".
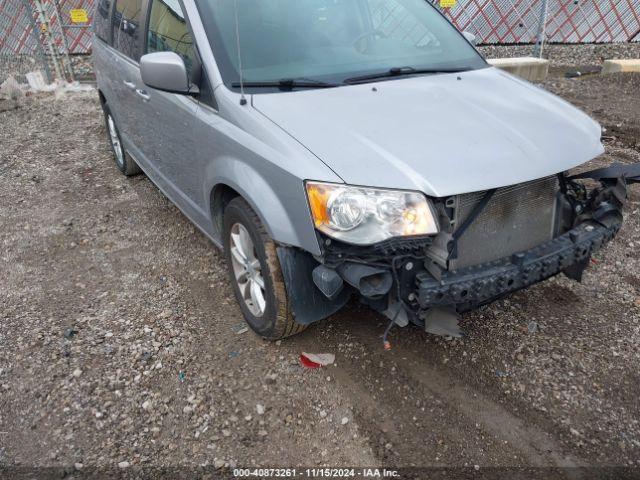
[
  {"x1": 417, "y1": 217, "x2": 620, "y2": 310},
  {"x1": 278, "y1": 162, "x2": 639, "y2": 333}
]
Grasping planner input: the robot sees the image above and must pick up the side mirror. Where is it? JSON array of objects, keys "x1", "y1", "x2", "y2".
[
  {"x1": 140, "y1": 51, "x2": 190, "y2": 94},
  {"x1": 462, "y1": 31, "x2": 477, "y2": 45}
]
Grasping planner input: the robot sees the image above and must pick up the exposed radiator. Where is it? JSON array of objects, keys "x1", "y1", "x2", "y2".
[{"x1": 449, "y1": 176, "x2": 559, "y2": 271}]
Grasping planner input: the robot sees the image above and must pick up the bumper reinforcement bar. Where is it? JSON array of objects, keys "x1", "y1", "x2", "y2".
[{"x1": 416, "y1": 219, "x2": 621, "y2": 309}]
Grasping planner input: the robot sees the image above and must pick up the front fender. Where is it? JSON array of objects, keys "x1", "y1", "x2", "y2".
[{"x1": 205, "y1": 157, "x2": 322, "y2": 256}]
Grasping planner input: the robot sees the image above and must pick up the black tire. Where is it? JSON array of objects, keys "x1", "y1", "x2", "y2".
[
  {"x1": 101, "y1": 103, "x2": 142, "y2": 176},
  {"x1": 223, "y1": 197, "x2": 307, "y2": 340}
]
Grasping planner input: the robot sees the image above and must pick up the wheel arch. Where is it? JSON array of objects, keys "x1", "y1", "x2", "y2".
[
  {"x1": 210, "y1": 183, "x2": 241, "y2": 238},
  {"x1": 206, "y1": 161, "x2": 321, "y2": 256}
]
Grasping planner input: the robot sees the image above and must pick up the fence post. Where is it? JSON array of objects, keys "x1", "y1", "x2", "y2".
[
  {"x1": 32, "y1": 0, "x2": 64, "y2": 81},
  {"x1": 532, "y1": 0, "x2": 549, "y2": 58},
  {"x1": 18, "y1": 0, "x2": 53, "y2": 82},
  {"x1": 51, "y1": 0, "x2": 75, "y2": 80}
]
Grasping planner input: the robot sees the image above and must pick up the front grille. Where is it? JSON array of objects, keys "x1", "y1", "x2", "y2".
[{"x1": 450, "y1": 176, "x2": 559, "y2": 271}]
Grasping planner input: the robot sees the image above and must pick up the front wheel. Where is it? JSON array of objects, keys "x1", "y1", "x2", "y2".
[{"x1": 223, "y1": 197, "x2": 307, "y2": 340}]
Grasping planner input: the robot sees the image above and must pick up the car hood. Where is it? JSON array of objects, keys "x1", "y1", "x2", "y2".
[{"x1": 252, "y1": 67, "x2": 604, "y2": 197}]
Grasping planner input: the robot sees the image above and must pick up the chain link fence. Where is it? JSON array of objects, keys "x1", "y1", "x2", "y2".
[
  {"x1": 0, "y1": 0, "x2": 94, "y2": 84},
  {"x1": 55, "y1": 0, "x2": 94, "y2": 53},
  {"x1": 0, "y1": 0, "x2": 52, "y2": 83},
  {"x1": 435, "y1": 0, "x2": 640, "y2": 45},
  {"x1": 1, "y1": 0, "x2": 640, "y2": 85},
  {"x1": 48, "y1": 0, "x2": 95, "y2": 79}
]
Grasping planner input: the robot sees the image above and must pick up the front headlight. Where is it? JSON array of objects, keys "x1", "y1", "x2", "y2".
[{"x1": 305, "y1": 181, "x2": 439, "y2": 245}]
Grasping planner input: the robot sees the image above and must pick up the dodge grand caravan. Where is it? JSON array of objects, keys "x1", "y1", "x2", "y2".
[{"x1": 93, "y1": 0, "x2": 639, "y2": 340}]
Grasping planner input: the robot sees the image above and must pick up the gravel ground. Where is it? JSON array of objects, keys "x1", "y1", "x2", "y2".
[{"x1": 1, "y1": 70, "x2": 639, "y2": 477}]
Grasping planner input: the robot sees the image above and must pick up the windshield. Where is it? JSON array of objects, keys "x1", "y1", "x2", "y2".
[{"x1": 197, "y1": 0, "x2": 486, "y2": 89}]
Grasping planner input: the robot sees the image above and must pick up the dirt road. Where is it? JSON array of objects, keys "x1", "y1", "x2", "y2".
[{"x1": 1, "y1": 73, "x2": 639, "y2": 477}]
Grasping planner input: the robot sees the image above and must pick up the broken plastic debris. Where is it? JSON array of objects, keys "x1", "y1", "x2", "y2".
[
  {"x1": 178, "y1": 371, "x2": 186, "y2": 382},
  {"x1": 233, "y1": 323, "x2": 248, "y2": 334},
  {"x1": 300, "y1": 352, "x2": 335, "y2": 368},
  {"x1": 25, "y1": 71, "x2": 53, "y2": 92},
  {"x1": 423, "y1": 307, "x2": 463, "y2": 338},
  {"x1": 300, "y1": 355, "x2": 320, "y2": 369},
  {"x1": 23, "y1": 71, "x2": 94, "y2": 95}
]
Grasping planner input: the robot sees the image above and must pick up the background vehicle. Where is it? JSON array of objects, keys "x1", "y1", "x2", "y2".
[{"x1": 93, "y1": 0, "x2": 639, "y2": 340}]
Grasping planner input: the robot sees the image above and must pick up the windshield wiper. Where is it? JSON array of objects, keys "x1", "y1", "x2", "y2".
[
  {"x1": 231, "y1": 78, "x2": 341, "y2": 90},
  {"x1": 344, "y1": 66, "x2": 469, "y2": 84}
]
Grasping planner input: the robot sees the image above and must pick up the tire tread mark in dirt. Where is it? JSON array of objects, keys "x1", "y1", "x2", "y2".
[
  {"x1": 327, "y1": 326, "x2": 587, "y2": 471},
  {"x1": 400, "y1": 358, "x2": 584, "y2": 470}
]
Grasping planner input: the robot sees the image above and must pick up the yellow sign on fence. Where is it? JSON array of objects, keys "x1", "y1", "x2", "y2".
[
  {"x1": 440, "y1": 0, "x2": 457, "y2": 7},
  {"x1": 69, "y1": 9, "x2": 88, "y2": 23}
]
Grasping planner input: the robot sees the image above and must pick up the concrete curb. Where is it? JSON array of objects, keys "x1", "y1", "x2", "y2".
[
  {"x1": 487, "y1": 57, "x2": 550, "y2": 82},
  {"x1": 602, "y1": 59, "x2": 640, "y2": 74}
]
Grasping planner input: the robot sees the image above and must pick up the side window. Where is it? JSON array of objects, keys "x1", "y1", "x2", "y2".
[
  {"x1": 95, "y1": 0, "x2": 113, "y2": 43},
  {"x1": 112, "y1": 0, "x2": 144, "y2": 60},
  {"x1": 146, "y1": 0, "x2": 195, "y2": 76}
]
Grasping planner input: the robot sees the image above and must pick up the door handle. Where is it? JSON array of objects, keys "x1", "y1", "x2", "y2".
[
  {"x1": 123, "y1": 80, "x2": 136, "y2": 90},
  {"x1": 136, "y1": 89, "x2": 150, "y2": 101}
]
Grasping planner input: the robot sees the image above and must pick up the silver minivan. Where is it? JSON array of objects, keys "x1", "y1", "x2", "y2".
[{"x1": 93, "y1": 0, "x2": 638, "y2": 341}]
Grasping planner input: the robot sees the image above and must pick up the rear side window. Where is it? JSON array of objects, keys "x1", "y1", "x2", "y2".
[
  {"x1": 94, "y1": 0, "x2": 113, "y2": 43},
  {"x1": 146, "y1": 0, "x2": 196, "y2": 75},
  {"x1": 112, "y1": 0, "x2": 144, "y2": 60}
]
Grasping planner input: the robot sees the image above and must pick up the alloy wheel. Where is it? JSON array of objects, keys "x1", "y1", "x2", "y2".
[
  {"x1": 107, "y1": 114, "x2": 125, "y2": 168},
  {"x1": 229, "y1": 223, "x2": 266, "y2": 317}
]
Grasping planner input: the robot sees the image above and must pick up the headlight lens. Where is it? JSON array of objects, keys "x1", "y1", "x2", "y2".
[{"x1": 306, "y1": 182, "x2": 439, "y2": 245}]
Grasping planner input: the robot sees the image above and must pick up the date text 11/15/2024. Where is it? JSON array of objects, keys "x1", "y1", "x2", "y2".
[{"x1": 233, "y1": 468, "x2": 401, "y2": 478}]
